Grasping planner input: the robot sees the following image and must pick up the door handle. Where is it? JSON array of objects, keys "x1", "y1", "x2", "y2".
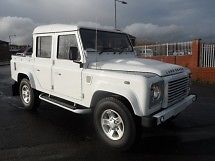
[
  {"x1": 56, "y1": 72, "x2": 61, "y2": 76},
  {"x1": 36, "y1": 69, "x2": 40, "y2": 72}
]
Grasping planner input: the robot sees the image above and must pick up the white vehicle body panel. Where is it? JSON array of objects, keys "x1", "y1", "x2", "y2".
[
  {"x1": 52, "y1": 59, "x2": 83, "y2": 100},
  {"x1": 88, "y1": 58, "x2": 185, "y2": 77},
  {"x1": 34, "y1": 58, "x2": 52, "y2": 91}
]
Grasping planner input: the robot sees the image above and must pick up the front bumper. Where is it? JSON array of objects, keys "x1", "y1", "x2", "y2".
[{"x1": 141, "y1": 94, "x2": 197, "y2": 127}]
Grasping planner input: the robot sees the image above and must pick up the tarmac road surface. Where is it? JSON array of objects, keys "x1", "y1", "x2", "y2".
[{"x1": 0, "y1": 65, "x2": 215, "y2": 161}]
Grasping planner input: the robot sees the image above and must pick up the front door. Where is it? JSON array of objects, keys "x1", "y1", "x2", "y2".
[{"x1": 52, "y1": 33, "x2": 82, "y2": 100}]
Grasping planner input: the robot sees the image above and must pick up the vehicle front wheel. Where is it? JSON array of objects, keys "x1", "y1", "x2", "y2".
[
  {"x1": 19, "y1": 78, "x2": 40, "y2": 111},
  {"x1": 93, "y1": 97, "x2": 137, "y2": 150}
]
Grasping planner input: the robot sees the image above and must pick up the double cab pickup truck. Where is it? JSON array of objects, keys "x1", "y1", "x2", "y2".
[{"x1": 11, "y1": 24, "x2": 196, "y2": 149}]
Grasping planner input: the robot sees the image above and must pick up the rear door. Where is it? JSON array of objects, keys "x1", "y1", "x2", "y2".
[
  {"x1": 52, "y1": 32, "x2": 83, "y2": 100},
  {"x1": 34, "y1": 35, "x2": 53, "y2": 91}
]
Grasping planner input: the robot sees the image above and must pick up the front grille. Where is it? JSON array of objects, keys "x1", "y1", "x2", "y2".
[{"x1": 168, "y1": 76, "x2": 189, "y2": 106}]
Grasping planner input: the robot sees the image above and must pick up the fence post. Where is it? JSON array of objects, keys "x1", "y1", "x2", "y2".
[
  {"x1": 144, "y1": 45, "x2": 146, "y2": 57},
  {"x1": 190, "y1": 39, "x2": 201, "y2": 68},
  {"x1": 166, "y1": 43, "x2": 169, "y2": 56}
]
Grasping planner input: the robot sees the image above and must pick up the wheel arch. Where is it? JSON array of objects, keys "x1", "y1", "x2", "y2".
[
  {"x1": 18, "y1": 73, "x2": 29, "y2": 82},
  {"x1": 90, "y1": 90, "x2": 142, "y2": 116},
  {"x1": 17, "y1": 72, "x2": 36, "y2": 88}
]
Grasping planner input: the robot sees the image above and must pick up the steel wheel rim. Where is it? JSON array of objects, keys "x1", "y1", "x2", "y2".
[
  {"x1": 101, "y1": 109, "x2": 124, "y2": 141},
  {"x1": 21, "y1": 85, "x2": 31, "y2": 104}
]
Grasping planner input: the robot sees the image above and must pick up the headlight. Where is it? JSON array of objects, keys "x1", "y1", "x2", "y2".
[
  {"x1": 150, "y1": 81, "x2": 164, "y2": 108},
  {"x1": 151, "y1": 84, "x2": 161, "y2": 100}
]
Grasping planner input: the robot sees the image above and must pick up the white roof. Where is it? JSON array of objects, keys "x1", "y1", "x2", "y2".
[
  {"x1": 33, "y1": 24, "x2": 122, "y2": 34},
  {"x1": 33, "y1": 24, "x2": 79, "y2": 34}
]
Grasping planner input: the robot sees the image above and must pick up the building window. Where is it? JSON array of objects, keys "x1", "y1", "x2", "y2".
[{"x1": 36, "y1": 36, "x2": 52, "y2": 58}]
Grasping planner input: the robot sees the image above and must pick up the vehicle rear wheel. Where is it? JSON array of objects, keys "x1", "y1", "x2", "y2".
[
  {"x1": 19, "y1": 78, "x2": 40, "y2": 111},
  {"x1": 93, "y1": 97, "x2": 137, "y2": 150}
]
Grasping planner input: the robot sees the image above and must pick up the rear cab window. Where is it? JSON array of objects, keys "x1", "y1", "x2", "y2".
[{"x1": 36, "y1": 36, "x2": 52, "y2": 58}]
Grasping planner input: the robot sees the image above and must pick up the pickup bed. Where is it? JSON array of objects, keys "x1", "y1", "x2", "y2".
[{"x1": 11, "y1": 24, "x2": 196, "y2": 149}]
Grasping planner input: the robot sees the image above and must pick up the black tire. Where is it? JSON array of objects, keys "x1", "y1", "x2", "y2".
[
  {"x1": 93, "y1": 97, "x2": 137, "y2": 150},
  {"x1": 19, "y1": 78, "x2": 40, "y2": 111}
]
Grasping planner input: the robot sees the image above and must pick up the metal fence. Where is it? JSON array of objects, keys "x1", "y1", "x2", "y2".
[
  {"x1": 134, "y1": 41, "x2": 192, "y2": 57},
  {"x1": 200, "y1": 44, "x2": 215, "y2": 67}
]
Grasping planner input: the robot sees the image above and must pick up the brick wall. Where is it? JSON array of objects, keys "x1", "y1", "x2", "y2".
[
  {"x1": 192, "y1": 68, "x2": 215, "y2": 83},
  {"x1": 143, "y1": 39, "x2": 215, "y2": 84}
]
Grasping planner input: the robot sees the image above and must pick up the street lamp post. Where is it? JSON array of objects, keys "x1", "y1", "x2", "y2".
[
  {"x1": 114, "y1": 0, "x2": 127, "y2": 29},
  {"x1": 9, "y1": 35, "x2": 16, "y2": 45}
]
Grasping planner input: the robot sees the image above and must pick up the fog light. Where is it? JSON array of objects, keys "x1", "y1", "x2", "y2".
[
  {"x1": 160, "y1": 116, "x2": 165, "y2": 122},
  {"x1": 192, "y1": 95, "x2": 197, "y2": 102}
]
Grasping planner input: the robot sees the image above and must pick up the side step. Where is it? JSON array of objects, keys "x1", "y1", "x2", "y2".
[{"x1": 39, "y1": 93, "x2": 91, "y2": 114}]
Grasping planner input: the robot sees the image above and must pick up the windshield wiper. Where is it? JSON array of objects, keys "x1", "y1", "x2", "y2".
[
  {"x1": 98, "y1": 47, "x2": 115, "y2": 55},
  {"x1": 85, "y1": 48, "x2": 98, "y2": 52},
  {"x1": 98, "y1": 50, "x2": 104, "y2": 55},
  {"x1": 118, "y1": 47, "x2": 127, "y2": 54}
]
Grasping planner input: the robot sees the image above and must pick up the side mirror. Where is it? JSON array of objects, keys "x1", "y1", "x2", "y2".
[{"x1": 69, "y1": 46, "x2": 79, "y2": 61}]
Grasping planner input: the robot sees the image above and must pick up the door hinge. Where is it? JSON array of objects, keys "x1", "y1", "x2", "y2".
[
  {"x1": 51, "y1": 85, "x2": 54, "y2": 90},
  {"x1": 81, "y1": 93, "x2": 84, "y2": 99}
]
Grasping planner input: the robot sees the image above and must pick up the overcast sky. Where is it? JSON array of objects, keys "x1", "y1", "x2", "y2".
[{"x1": 0, "y1": 0, "x2": 214, "y2": 45}]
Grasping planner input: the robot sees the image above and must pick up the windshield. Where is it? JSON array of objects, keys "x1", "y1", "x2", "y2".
[{"x1": 80, "y1": 28, "x2": 133, "y2": 52}]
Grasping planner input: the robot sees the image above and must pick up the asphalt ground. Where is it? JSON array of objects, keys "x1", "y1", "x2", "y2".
[{"x1": 0, "y1": 65, "x2": 215, "y2": 161}]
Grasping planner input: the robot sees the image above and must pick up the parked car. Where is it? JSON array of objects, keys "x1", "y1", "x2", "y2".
[
  {"x1": 136, "y1": 48, "x2": 153, "y2": 57},
  {"x1": 11, "y1": 24, "x2": 196, "y2": 150},
  {"x1": 172, "y1": 50, "x2": 192, "y2": 56}
]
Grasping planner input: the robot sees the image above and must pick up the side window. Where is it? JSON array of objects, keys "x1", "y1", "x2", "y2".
[
  {"x1": 36, "y1": 36, "x2": 52, "y2": 58},
  {"x1": 57, "y1": 34, "x2": 80, "y2": 60}
]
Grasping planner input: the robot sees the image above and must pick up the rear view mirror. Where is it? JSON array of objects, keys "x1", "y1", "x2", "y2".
[{"x1": 69, "y1": 46, "x2": 79, "y2": 61}]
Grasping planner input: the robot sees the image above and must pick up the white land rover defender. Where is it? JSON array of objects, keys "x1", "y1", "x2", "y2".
[{"x1": 11, "y1": 24, "x2": 196, "y2": 149}]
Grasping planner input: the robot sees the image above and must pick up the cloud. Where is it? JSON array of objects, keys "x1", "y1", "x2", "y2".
[
  {"x1": 0, "y1": 16, "x2": 214, "y2": 45},
  {"x1": 124, "y1": 23, "x2": 185, "y2": 42},
  {"x1": 0, "y1": 16, "x2": 37, "y2": 45},
  {"x1": 0, "y1": 16, "x2": 114, "y2": 45},
  {"x1": 0, "y1": 1, "x2": 215, "y2": 43},
  {"x1": 0, "y1": 16, "x2": 186, "y2": 45}
]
